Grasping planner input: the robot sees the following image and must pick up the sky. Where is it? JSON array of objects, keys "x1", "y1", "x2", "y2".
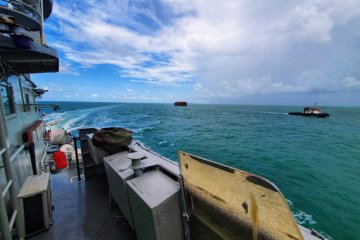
[{"x1": 32, "y1": 0, "x2": 360, "y2": 106}]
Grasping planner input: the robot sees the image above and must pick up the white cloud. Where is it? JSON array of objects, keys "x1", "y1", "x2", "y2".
[
  {"x1": 58, "y1": 59, "x2": 80, "y2": 75},
  {"x1": 49, "y1": 0, "x2": 360, "y2": 100},
  {"x1": 290, "y1": 3, "x2": 334, "y2": 43},
  {"x1": 194, "y1": 76, "x2": 308, "y2": 98},
  {"x1": 342, "y1": 76, "x2": 360, "y2": 87}
]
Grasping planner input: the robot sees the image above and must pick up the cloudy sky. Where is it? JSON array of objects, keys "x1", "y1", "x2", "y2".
[{"x1": 33, "y1": 0, "x2": 360, "y2": 106}]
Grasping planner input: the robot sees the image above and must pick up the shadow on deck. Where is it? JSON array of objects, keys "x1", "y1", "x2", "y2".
[{"x1": 30, "y1": 169, "x2": 136, "y2": 240}]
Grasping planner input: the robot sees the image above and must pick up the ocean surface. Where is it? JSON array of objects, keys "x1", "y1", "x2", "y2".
[{"x1": 42, "y1": 101, "x2": 360, "y2": 239}]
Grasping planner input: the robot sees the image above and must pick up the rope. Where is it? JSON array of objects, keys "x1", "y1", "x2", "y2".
[{"x1": 0, "y1": 60, "x2": 24, "y2": 83}]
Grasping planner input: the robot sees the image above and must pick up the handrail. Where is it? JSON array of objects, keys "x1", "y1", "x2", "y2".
[
  {"x1": 0, "y1": 148, "x2": 4, "y2": 168},
  {"x1": 0, "y1": 0, "x2": 41, "y2": 22},
  {"x1": 4, "y1": 0, "x2": 38, "y2": 10},
  {"x1": 8, "y1": 209, "x2": 17, "y2": 230},
  {"x1": 2, "y1": 180, "x2": 12, "y2": 197},
  {"x1": 9, "y1": 144, "x2": 25, "y2": 162}
]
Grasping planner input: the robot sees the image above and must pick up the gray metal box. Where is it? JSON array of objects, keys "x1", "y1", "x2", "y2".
[
  {"x1": 103, "y1": 152, "x2": 135, "y2": 229},
  {"x1": 127, "y1": 170, "x2": 184, "y2": 240}
]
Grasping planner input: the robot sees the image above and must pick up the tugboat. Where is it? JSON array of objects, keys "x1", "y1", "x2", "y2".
[
  {"x1": 174, "y1": 101, "x2": 188, "y2": 106},
  {"x1": 289, "y1": 105, "x2": 330, "y2": 118}
]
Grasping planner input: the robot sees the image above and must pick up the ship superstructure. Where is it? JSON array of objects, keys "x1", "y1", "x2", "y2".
[{"x1": 0, "y1": 0, "x2": 58, "y2": 239}]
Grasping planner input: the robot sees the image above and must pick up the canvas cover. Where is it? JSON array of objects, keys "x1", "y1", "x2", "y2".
[
  {"x1": 91, "y1": 127, "x2": 133, "y2": 154},
  {"x1": 178, "y1": 151, "x2": 303, "y2": 240}
]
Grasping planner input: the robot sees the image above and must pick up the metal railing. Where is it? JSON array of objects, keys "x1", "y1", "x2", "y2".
[
  {"x1": 0, "y1": 0, "x2": 45, "y2": 44},
  {"x1": 9, "y1": 144, "x2": 24, "y2": 162},
  {"x1": 0, "y1": 0, "x2": 41, "y2": 23}
]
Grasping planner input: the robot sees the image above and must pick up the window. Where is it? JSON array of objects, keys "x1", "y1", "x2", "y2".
[
  {"x1": 24, "y1": 93, "x2": 30, "y2": 112},
  {"x1": 9, "y1": 76, "x2": 22, "y2": 110},
  {"x1": 1, "y1": 83, "x2": 15, "y2": 115}
]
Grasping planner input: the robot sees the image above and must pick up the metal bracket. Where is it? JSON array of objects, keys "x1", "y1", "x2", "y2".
[{"x1": 178, "y1": 175, "x2": 191, "y2": 240}]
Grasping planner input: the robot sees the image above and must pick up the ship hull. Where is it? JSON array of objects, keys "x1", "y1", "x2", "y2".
[
  {"x1": 288, "y1": 112, "x2": 330, "y2": 118},
  {"x1": 174, "y1": 101, "x2": 187, "y2": 106}
]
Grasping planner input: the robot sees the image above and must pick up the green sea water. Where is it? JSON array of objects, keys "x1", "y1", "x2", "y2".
[{"x1": 43, "y1": 102, "x2": 360, "y2": 239}]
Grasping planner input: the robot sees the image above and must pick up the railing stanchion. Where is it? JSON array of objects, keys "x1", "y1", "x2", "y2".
[{"x1": 73, "y1": 137, "x2": 81, "y2": 181}]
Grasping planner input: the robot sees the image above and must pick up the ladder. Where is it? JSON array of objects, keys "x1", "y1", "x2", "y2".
[
  {"x1": 0, "y1": 93, "x2": 24, "y2": 239},
  {"x1": 0, "y1": 147, "x2": 23, "y2": 240}
]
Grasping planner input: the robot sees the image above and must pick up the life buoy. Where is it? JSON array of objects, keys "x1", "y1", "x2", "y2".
[{"x1": 52, "y1": 151, "x2": 68, "y2": 169}]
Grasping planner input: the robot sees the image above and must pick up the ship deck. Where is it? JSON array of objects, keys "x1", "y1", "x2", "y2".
[{"x1": 30, "y1": 167, "x2": 136, "y2": 240}]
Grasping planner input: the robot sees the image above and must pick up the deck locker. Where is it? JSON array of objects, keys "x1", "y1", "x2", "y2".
[
  {"x1": 127, "y1": 170, "x2": 184, "y2": 240},
  {"x1": 17, "y1": 173, "x2": 52, "y2": 236}
]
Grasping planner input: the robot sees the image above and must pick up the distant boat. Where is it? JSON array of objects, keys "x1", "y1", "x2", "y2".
[
  {"x1": 289, "y1": 106, "x2": 329, "y2": 118},
  {"x1": 174, "y1": 101, "x2": 187, "y2": 106}
]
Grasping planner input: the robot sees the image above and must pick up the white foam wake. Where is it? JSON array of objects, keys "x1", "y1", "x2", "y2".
[
  {"x1": 287, "y1": 199, "x2": 316, "y2": 225},
  {"x1": 254, "y1": 111, "x2": 288, "y2": 115}
]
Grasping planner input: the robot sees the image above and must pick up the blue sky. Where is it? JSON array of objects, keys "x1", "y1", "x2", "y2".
[{"x1": 33, "y1": 0, "x2": 360, "y2": 106}]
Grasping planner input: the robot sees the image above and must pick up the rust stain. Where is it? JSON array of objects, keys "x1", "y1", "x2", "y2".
[
  {"x1": 195, "y1": 185, "x2": 227, "y2": 203},
  {"x1": 250, "y1": 195, "x2": 258, "y2": 240},
  {"x1": 285, "y1": 233, "x2": 301, "y2": 240},
  {"x1": 242, "y1": 201, "x2": 248, "y2": 214}
]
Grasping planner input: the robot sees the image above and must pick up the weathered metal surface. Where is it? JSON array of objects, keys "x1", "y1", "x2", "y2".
[
  {"x1": 179, "y1": 151, "x2": 303, "y2": 240},
  {"x1": 127, "y1": 170, "x2": 184, "y2": 240},
  {"x1": 103, "y1": 152, "x2": 135, "y2": 229},
  {"x1": 17, "y1": 173, "x2": 50, "y2": 198}
]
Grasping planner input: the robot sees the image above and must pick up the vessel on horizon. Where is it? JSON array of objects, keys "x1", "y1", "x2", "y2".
[
  {"x1": 289, "y1": 105, "x2": 329, "y2": 118},
  {"x1": 174, "y1": 101, "x2": 188, "y2": 106}
]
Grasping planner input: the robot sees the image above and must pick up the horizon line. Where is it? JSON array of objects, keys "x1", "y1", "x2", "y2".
[{"x1": 37, "y1": 100, "x2": 360, "y2": 107}]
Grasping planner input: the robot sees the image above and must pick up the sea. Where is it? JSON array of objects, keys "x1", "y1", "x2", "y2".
[{"x1": 41, "y1": 101, "x2": 360, "y2": 240}]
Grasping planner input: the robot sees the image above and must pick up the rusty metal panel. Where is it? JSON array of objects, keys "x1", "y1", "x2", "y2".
[{"x1": 178, "y1": 151, "x2": 303, "y2": 240}]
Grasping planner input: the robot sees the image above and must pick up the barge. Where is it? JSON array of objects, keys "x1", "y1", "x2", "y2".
[{"x1": 174, "y1": 101, "x2": 188, "y2": 106}]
